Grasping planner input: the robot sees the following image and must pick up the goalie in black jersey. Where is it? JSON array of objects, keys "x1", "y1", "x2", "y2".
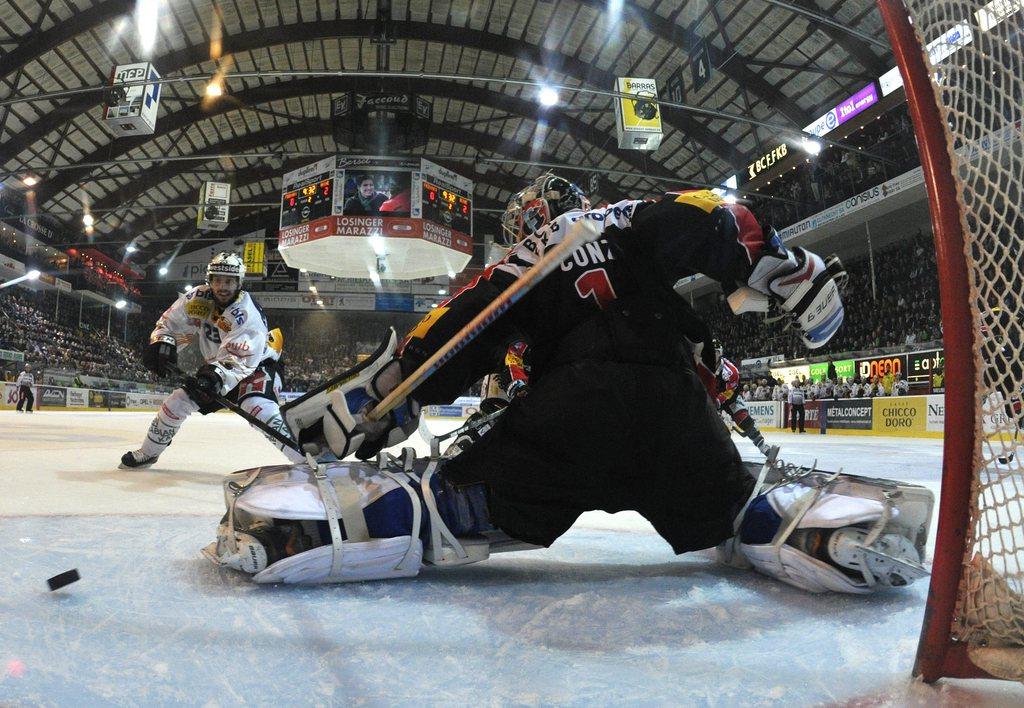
[{"x1": 206, "y1": 174, "x2": 931, "y2": 593}]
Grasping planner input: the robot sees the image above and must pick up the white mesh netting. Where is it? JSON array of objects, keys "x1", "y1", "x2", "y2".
[{"x1": 902, "y1": 0, "x2": 1024, "y2": 671}]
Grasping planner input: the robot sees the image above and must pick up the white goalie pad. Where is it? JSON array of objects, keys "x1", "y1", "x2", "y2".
[
  {"x1": 202, "y1": 455, "x2": 423, "y2": 584},
  {"x1": 202, "y1": 450, "x2": 525, "y2": 584},
  {"x1": 737, "y1": 468, "x2": 933, "y2": 594}
]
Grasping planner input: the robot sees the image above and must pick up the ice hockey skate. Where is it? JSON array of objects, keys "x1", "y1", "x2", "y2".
[{"x1": 119, "y1": 450, "x2": 160, "y2": 469}]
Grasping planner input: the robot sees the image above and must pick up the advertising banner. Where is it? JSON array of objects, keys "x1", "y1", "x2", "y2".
[
  {"x1": 375, "y1": 292, "x2": 413, "y2": 312},
  {"x1": 68, "y1": 388, "x2": 88, "y2": 408},
  {"x1": 823, "y1": 399, "x2": 873, "y2": 430},
  {"x1": 2, "y1": 382, "x2": 18, "y2": 407},
  {"x1": 0, "y1": 348, "x2": 25, "y2": 362},
  {"x1": 740, "y1": 354, "x2": 783, "y2": 369},
  {"x1": 770, "y1": 364, "x2": 810, "y2": 385},
  {"x1": 907, "y1": 349, "x2": 944, "y2": 389},
  {"x1": 808, "y1": 359, "x2": 854, "y2": 382},
  {"x1": 108, "y1": 391, "x2": 128, "y2": 409},
  {"x1": 873, "y1": 397, "x2": 927, "y2": 435},
  {"x1": 37, "y1": 385, "x2": 67, "y2": 408},
  {"x1": 855, "y1": 354, "x2": 907, "y2": 382},
  {"x1": 784, "y1": 400, "x2": 820, "y2": 427},
  {"x1": 802, "y1": 82, "x2": 880, "y2": 138},
  {"x1": 926, "y1": 394, "x2": 945, "y2": 432},
  {"x1": 981, "y1": 391, "x2": 1019, "y2": 435},
  {"x1": 126, "y1": 392, "x2": 166, "y2": 408},
  {"x1": 88, "y1": 390, "x2": 109, "y2": 409},
  {"x1": 252, "y1": 291, "x2": 376, "y2": 311},
  {"x1": 746, "y1": 400, "x2": 782, "y2": 429}
]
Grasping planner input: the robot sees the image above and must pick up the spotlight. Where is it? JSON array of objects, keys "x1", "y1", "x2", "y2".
[
  {"x1": 82, "y1": 213, "x2": 94, "y2": 227},
  {"x1": 158, "y1": 266, "x2": 168, "y2": 276},
  {"x1": 115, "y1": 300, "x2": 127, "y2": 309},
  {"x1": 26, "y1": 269, "x2": 40, "y2": 280},
  {"x1": 538, "y1": 86, "x2": 559, "y2": 107},
  {"x1": 125, "y1": 244, "x2": 137, "y2": 253},
  {"x1": 22, "y1": 175, "x2": 38, "y2": 187},
  {"x1": 205, "y1": 82, "x2": 223, "y2": 98}
]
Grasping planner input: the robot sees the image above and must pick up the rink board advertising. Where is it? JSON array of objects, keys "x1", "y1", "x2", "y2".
[
  {"x1": 822, "y1": 399, "x2": 873, "y2": 430},
  {"x1": 38, "y1": 386, "x2": 67, "y2": 408}
]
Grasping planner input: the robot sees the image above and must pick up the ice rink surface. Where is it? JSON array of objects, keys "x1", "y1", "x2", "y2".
[{"x1": 1, "y1": 410, "x2": 1022, "y2": 706}]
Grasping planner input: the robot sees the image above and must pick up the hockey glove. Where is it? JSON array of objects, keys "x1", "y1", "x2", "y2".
[
  {"x1": 143, "y1": 335, "x2": 178, "y2": 377},
  {"x1": 183, "y1": 365, "x2": 223, "y2": 407},
  {"x1": 728, "y1": 230, "x2": 846, "y2": 349}
]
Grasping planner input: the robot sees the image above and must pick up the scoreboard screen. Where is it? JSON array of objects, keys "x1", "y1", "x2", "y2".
[
  {"x1": 421, "y1": 180, "x2": 471, "y2": 233},
  {"x1": 280, "y1": 173, "x2": 334, "y2": 228}
]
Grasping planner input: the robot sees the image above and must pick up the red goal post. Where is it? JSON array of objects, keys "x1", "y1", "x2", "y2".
[{"x1": 877, "y1": 0, "x2": 1024, "y2": 682}]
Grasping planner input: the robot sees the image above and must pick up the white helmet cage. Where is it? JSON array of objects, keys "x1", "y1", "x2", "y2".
[
  {"x1": 207, "y1": 251, "x2": 246, "y2": 285},
  {"x1": 499, "y1": 173, "x2": 591, "y2": 246}
]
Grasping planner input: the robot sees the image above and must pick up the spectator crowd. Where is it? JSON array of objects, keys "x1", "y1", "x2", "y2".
[{"x1": 739, "y1": 370, "x2": 914, "y2": 403}]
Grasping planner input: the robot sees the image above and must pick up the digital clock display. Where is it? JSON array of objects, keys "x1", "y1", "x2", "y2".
[
  {"x1": 280, "y1": 174, "x2": 334, "y2": 228},
  {"x1": 421, "y1": 180, "x2": 471, "y2": 233}
]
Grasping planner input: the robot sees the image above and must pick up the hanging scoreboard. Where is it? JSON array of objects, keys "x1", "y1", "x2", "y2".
[
  {"x1": 279, "y1": 157, "x2": 337, "y2": 228},
  {"x1": 419, "y1": 159, "x2": 473, "y2": 235},
  {"x1": 277, "y1": 156, "x2": 474, "y2": 280}
]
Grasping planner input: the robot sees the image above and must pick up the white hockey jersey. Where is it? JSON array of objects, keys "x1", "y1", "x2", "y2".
[{"x1": 150, "y1": 285, "x2": 268, "y2": 394}]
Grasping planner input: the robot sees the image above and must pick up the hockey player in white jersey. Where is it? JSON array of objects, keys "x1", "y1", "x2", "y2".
[{"x1": 120, "y1": 252, "x2": 302, "y2": 468}]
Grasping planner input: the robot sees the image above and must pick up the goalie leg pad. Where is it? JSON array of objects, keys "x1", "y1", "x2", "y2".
[
  {"x1": 203, "y1": 452, "x2": 522, "y2": 583},
  {"x1": 729, "y1": 469, "x2": 933, "y2": 593}
]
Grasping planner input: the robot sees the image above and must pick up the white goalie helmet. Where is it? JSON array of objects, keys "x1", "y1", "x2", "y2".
[
  {"x1": 207, "y1": 251, "x2": 246, "y2": 284},
  {"x1": 499, "y1": 173, "x2": 591, "y2": 246}
]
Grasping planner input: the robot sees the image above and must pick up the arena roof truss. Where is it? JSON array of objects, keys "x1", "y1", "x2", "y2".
[{"x1": 0, "y1": 0, "x2": 891, "y2": 269}]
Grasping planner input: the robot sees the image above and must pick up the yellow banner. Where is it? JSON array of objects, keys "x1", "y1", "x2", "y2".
[
  {"x1": 243, "y1": 240, "x2": 266, "y2": 277},
  {"x1": 873, "y1": 397, "x2": 927, "y2": 436},
  {"x1": 617, "y1": 78, "x2": 662, "y2": 130}
]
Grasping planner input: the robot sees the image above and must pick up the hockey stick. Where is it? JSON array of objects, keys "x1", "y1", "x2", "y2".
[
  {"x1": 366, "y1": 216, "x2": 602, "y2": 421},
  {"x1": 167, "y1": 365, "x2": 302, "y2": 453}
]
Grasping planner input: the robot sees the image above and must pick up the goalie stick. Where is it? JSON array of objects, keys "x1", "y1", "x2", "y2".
[{"x1": 366, "y1": 216, "x2": 604, "y2": 422}]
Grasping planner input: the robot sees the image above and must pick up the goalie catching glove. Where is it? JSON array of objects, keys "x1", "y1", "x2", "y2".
[{"x1": 729, "y1": 229, "x2": 846, "y2": 349}]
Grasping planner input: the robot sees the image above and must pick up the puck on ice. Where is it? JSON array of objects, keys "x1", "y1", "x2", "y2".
[{"x1": 47, "y1": 569, "x2": 80, "y2": 591}]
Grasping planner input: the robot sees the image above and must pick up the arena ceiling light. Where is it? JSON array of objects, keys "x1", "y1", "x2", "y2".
[
  {"x1": 22, "y1": 175, "x2": 37, "y2": 187},
  {"x1": 82, "y1": 213, "x2": 95, "y2": 227},
  {"x1": 158, "y1": 266, "x2": 168, "y2": 276},
  {"x1": 205, "y1": 82, "x2": 223, "y2": 98},
  {"x1": 137, "y1": 0, "x2": 160, "y2": 55},
  {"x1": 125, "y1": 244, "x2": 137, "y2": 253},
  {"x1": 538, "y1": 86, "x2": 559, "y2": 107},
  {"x1": 801, "y1": 138, "x2": 823, "y2": 156},
  {"x1": 115, "y1": 300, "x2": 127, "y2": 309},
  {"x1": 0, "y1": 270, "x2": 40, "y2": 289}
]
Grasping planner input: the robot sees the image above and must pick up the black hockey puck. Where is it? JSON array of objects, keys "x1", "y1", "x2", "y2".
[{"x1": 46, "y1": 569, "x2": 80, "y2": 591}]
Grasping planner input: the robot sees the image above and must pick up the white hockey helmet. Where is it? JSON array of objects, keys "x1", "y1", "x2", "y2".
[
  {"x1": 207, "y1": 251, "x2": 245, "y2": 284},
  {"x1": 499, "y1": 173, "x2": 590, "y2": 245}
]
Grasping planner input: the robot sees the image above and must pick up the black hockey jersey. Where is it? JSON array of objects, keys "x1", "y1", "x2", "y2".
[{"x1": 399, "y1": 190, "x2": 768, "y2": 404}]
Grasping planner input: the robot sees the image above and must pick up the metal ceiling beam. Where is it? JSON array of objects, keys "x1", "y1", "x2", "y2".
[
  {"x1": 0, "y1": 15, "x2": 745, "y2": 176},
  {"x1": 31, "y1": 76, "x2": 685, "y2": 209},
  {"x1": 758, "y1": 0, "x2": 888, "y2": 74},
  {"x1": 605, "y1": 0, "x2": 812, "y2": 127}
]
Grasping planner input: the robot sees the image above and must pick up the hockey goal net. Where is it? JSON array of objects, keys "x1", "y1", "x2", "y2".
[{"x1": 877, "y1": 0, "x2": 1024, "y2": 682}]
